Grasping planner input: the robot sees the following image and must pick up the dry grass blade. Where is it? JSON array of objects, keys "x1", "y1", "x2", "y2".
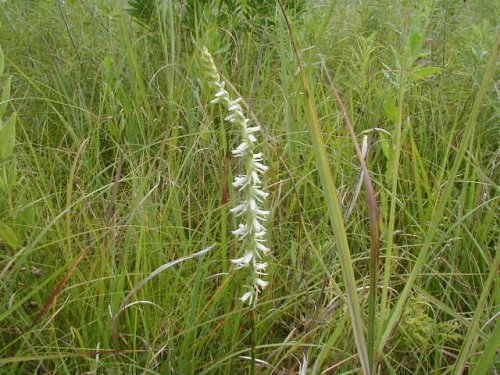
[
  {"x1": 33, "y1": 251, "x2": 86, "y2": 325},
  {"x1": 34, "y1": 139, "x2": 89, "y2": 325}
]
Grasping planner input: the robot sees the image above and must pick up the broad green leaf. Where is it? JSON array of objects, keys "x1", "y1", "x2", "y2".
[
  {"x1": 383, "y1": 97, "x2": 399, "y2": 123},
  {"x1": 0, "y1": 222, "x2": 19, "y2": 249},
  {"x1": 412, "y1": 66, "x2": 442, "y2": 80},
  {"x1": 0, "y1": 45, "x2": 4, "y2": 76},
  {"x1": 0, "y1": 174, "x2": 6, "y2": 194},
  {"x1": 0, "y1": 75, "x2": 11, "y2": 117},
  {"x1": 0, "y1": 162, "x2": 15, "y2": 194},
  {"x1": 16, "y1": 199, "x2": 35, "y2": 238},
  {"x1": 379, "y1": 131, "x2": 391, "y2": 161},
  {"x1": 0, "y1": 112, "x2": 15, "y2": 160}
]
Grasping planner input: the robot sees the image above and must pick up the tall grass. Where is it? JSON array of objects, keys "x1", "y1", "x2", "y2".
[{"x1": 0, "y1": 0, "x2": 498, "y2": 373}]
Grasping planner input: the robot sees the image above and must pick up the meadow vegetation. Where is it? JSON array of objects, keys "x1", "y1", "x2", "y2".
[{"x1": 0, "y1": 0, "x2": 498, "y2": 373}]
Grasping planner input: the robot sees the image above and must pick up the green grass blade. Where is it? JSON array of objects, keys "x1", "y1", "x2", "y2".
[
  {"x1": 322, "y1": 62, "x2": 381, "y2": 369},
  {"x1": 278, "y1": 2, "x2": 370, "y2": 374},
  {"x1": 453, "y1": 247, "x2": 500, "y2": 375},
  {"x1": 470, "y1": 318, "x2": 500, "y2": 375}
]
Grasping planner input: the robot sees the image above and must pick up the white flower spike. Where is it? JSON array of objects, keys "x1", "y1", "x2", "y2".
[{"x1": 201, "y1": 46, "x2": 270, "y2": 304}]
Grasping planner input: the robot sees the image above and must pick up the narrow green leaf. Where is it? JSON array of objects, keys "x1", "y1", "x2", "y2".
[
  {"x1": 17, "y1": 197, "x2": 35, "y2": 226},
  {"x1": 379, "y1": 132, "x2": 392, "y2": 161},
  {"x1": 412, "y1": 66, "x2": 442, "y2": 80},
  {"x1": 409, "y1": 31, "x2": 422, "y2": 59},
  {"x1": 0, "y1": 222, "x2": 19, "y2": 249},
  {"x1": 0, "y1": 112, "x2": 15, "y2": 160},
  {"x1": 453, "y1": 248, "x2": 500, "y2": 375},
  {"x1": 383, "y1": 97, "x2": 399, "y2": 123},
  {"x1": 470, "y1": 320, "x2": 500, "y2": 375},
  {"x1": 278, "y1": 2, "x2": 370, "y2": 373},
  {"x1": 377, "y1": 32, "x2": 500, "y2": 361},
  {"x1": 0, "y1": 75, "x2": 11, "y2": 118}
]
